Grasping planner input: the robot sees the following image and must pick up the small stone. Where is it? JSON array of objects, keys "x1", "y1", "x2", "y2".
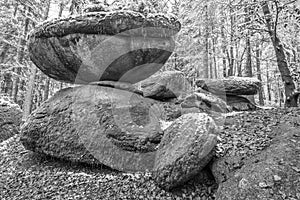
[
  {"x1": 238, "y1": 178, "x2": 249, "y2": 189},
  {"x1": 259, "y1": 182, "x2": 268, "y2": 188},
  {"x1": 273, "y1": 175, "x2": 282, "y2": 181}
]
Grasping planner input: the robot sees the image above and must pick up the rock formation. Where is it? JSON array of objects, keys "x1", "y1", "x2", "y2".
[
  {"x1": 28, "y1": 11, "x2": 180, "y2": 84},
  {"x1": 20, "y1": 4, "x2": 270, "y2": 193},
  {"x1": 21, "y1": 7, "x2": 184, "y2": 173},
  {"x1": 196, "y1": 77, "x2": 261, "y2": 111}
]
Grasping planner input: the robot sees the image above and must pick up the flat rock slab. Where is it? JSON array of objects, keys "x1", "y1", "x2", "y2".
[
  {"x1": 136, "y1": 70, "x2": 192, "y2": 100},
  {"x1": 214, "y1": 125, "x2": 300, "y2": 200},
  {"x1": 196, "y1": 77, "x2": 261, "y2": 96},
  {"x1": 21, "y1": 85, "x2": 165, "y2": 172},
  {"x1": 153, "y1": 113, "x2": 218, "y2": 190},
  {"x1": 0, "y1": 98, "x2": 23, "y2": 142}
]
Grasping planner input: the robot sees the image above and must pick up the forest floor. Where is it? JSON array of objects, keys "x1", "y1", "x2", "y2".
[{"x1": 0, "y1": 107, "x2": 299, "y2": 200}]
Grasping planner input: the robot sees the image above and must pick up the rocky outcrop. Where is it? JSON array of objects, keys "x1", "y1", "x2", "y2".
[
  {"x1": 21, "y1": 85, "x2": 165, "y2": 172},
  {"x1": 196, "y1": 77, "x2": 261, "y2": 96},
  {"x1": 0, "y1": 98, "x2": 23, "y2": 142},
  {"x1": 28, "y1": 11, "x2": 181, "y2": 84},
  {"x1": 213, "y1": 125, "x2": 300, "y2": 200},
  {"x1": 136, "y1": 71, "x2": 192, "y2": 100},
  {"x1": 196, "y1": 77, "x2": 261, "y2": 111},
  {"x1": 153, "y1": 113, "x2": 218, "y2": 190}
]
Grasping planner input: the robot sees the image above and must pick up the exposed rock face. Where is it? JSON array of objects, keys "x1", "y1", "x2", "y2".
[
  {"x1": 181, "y1": 92, "x2": 232, "y2": 113},
  {"x1": 28, "y1": 11, "x2": 181, "y2": 84},
  {"x1": 0, "y1": 98, "x2": 23, "y2": 142},
  {"x1": 214, "y1": 125, "x2": 300, "y2": 200},
  {"x1": 21, "y1": 85, "x2": 165, "y2": 172},
  {"x1": 196, "y1": 77, "x2": 261, "y2": 96},
  {"x1": 136, "y1": 71, "x2": 192, "y2": 100},
  {"x1": 153, "y1": 113, "x2": 218, "y2": 190}
]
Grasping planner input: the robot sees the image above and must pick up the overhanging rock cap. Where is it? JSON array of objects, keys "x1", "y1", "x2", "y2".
[{"x1": 29, "y1": 10, "x2": 181, "y2": 39}]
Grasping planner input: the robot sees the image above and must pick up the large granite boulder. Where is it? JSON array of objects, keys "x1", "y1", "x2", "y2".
[
  {"x1": 196, "y1": 77, "x2": 261, "y2": 96},
  {"x1": 214, "y1": 125, "x2": 300, "y2": 200},
  {"x1": 136, "y1": 71, "x2": 192, "y2": 100},
  {"x1": 153, "y1": 113, "x2": 218, "y2": 190},
  {"x1": 28, "y1": 11, "x2": 181, "y2": 84},
  {"x1": 0, "y1": 97, "x2": 23, "y2": 143},
  {"x1": 20, "y1": 85, "x2": 166, "y2": 172}
]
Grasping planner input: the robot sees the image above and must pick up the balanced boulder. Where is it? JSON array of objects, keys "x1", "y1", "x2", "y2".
[
  {"x1": 153, "y1": 113, "x2": 218, "y2": 190},
  {"x1": 21, "y1": 85, "x2": 165, "y2": 172},
  {"x1": 28, "y1": 11, "x2": 181, "y2": 84},
  {"x1": 0, "y1": 97, "x2": 23, "y2": 142}
]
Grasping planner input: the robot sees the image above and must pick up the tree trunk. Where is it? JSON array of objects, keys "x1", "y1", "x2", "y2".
[
  {"x1": 11, "y1": 6, "x2": 30, "y2": 103},
  {"x1": 266, "y1": 61, "x2": 272, "y2": 102},
  {"x1": 23, "y1": 0, "x2": 51, "y2": 120},
  {"x1": 256, "y1": 43, "x2": 264, "y2": 106},
  {"x1": 23, "y1": 66, "x2": 37, "y2": 120},
  {"x1": 212, "y1": 37, "x2": 218, "y2": 78},
  {"x1": 203, "y1": 4, "x2": 209, "y2": 78},
  {"x1": 228, "y1": 3, "x2": 235, "y2": 76},
  {"x1": 244, "y1": 6, "x2": 255, "y2": 103},
  {"x1": 261, "y1": 2, "x2": 298, "y2": 107},
  {"x1": 220, "y1": 8, "x2": 227, "y2": 77}
]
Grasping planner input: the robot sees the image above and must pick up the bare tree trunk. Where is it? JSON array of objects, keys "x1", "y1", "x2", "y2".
[
  {"x1": 11, "y1": 6, "x2": 30, "y2": 103},
  {"x1": 23, "y1": 0, "x2": 51, "y2": 120},
  {"x1": 220, "y1": 8, "x2": 227, "y2": 77},
  {"x1": 228, "y1": 2, "x2": 235, "y2": 76},
  {"x1": 256, "y1": 43, "x2": 264, "y2": 105},
  {"x1": 23, "y1": 66, "x2": 37, "y2": 120},
  {"x1": 243, "y1": 6, "x2": 255, "y2": 103},
  {"x1": 266, "y1": 61, "x2": 272, "y2": 102},
  {"x1": 203, "y1": 3, "x2": 209, "y2": 78},
  {"x1": 212, "y1": 37, "x2": 218, "y2": 78},
  {"x1": 261, "y1": 2, "x2": 298, "y2": 107}
]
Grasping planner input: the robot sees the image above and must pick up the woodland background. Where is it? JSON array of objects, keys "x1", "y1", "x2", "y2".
[{"x1": 0, "y1": 0, "x2": 300, "y2": 121}]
